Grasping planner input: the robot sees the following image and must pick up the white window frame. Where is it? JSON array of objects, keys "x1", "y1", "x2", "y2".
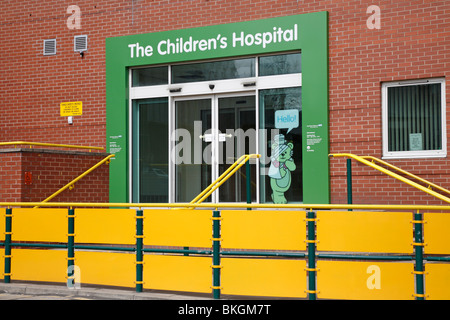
[{"x1": 382, "y1": 78, "x2": 447, "y2": 159}]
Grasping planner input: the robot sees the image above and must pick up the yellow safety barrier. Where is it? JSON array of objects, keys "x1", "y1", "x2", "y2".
[
  {"x1": 0, "y1": 248, "x2": 4, "y2": 277},
  {"x1": 316, "y1": 211, "x2": 413, "y2": 254},
  {"x1": 75, "y1": 209, "x2": 135, "y2": 245},
  {"x1": 76, "y1": 251, "x2": 135, "y2": 288},
  {"x1": 144, "y1": 209, "x2": 212, "y2": 247},
  {"x1": 222, "y1": 258, "x2": 307, "y2": 298},
  {"x1": 143, "y1": 255, "x2": 211, "y2": 293},
  {"x1": 12, "y1": 208, "x2": 67, "y2": 242},
  {"x1": 425, "y1": 264, "x2": 450, "y2": 300},
  {"x1": 221, "y1": 210, "x2": 306, "y2": 251},
  {"x1": 0, "y1": 202, "x2": 449, "y2": 300},
  {"x1": 0, "y1": 208, "x2": 4, "y2": 242},
  {"x1": 317, "y1": 261, "x2": 415, "y2": 300},
  {"x1": 424, "y1": 212, "x2": 450, "y2": 254},
  {"x1": 13, "y1": 249, "x2": 67, "y2": 284}
]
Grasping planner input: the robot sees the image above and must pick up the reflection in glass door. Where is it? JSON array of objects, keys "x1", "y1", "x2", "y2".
[
  {"x1": 218, "y1": 96, "x2": 256, "y2": 202},
  {"x1": 174, "y1": 98, "x2": 212, "y2": 202},
  {"x1": 172, "y1": 95, "x2": 256, "y2": 203}
]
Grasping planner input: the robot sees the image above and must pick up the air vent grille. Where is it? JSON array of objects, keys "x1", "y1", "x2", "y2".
[
  {"x1": 43, "y1": 39, "x2": 56, "y2": 56},
  {"x1": 74, "y1": 35, "x2": 87, "y2": 52}
]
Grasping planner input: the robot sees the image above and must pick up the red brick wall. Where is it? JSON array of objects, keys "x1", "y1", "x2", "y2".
[
  {"x1": 0, "y1": 153, "x2": 22, "y2": 202},
  {"x1": 0, "y1": 149, "x2": 109, "y2": 204},
  {"x1": 0, "y1": 0, "x2": 449, "y2": 205}
]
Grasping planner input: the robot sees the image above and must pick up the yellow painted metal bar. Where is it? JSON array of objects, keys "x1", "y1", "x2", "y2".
[
  {"x1": 330, "y1": 153, "x2": 450, "y2": 204},
  {"x1": 190, "y1": 154, "x2": 260, "y2": 205},
  {"x1": 1, "y1": 201, "x2": 450, "y2": 212},
  {"x1": 190, "y1": 154, "x2": 247, "y2": 204},
  {"x1": 0, "y1": 141, "x2": 104, "y2": 151},
  {"x1": 361, "y1": 156, "x2": 450, "y2": 197},
  {"x1": 34, "y1": 154, "x2": 115, "y2": 208}
]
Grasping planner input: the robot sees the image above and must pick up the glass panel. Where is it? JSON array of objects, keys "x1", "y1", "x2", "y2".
[
  {"x1": 132, "y1": 66, "x2": 168, "y2": 87},
  {"x1": 259, "y1": 87, "x2": 302, "y2": 204},
  {"x1": 388, "y1": 83, "x2": 442, "y2": 152},
  {"x1": 172, "y1": 58, "x2": 255, "y2": 83},
  {"x1": 259, "y1": 53, "x2": 301, "y2": 76},
  {"x1": 175, "y1": 99, "x2": 212, "y2": 202},
  {"x1": 218, "y1": 96, "x2": 256, "y2": 202},
  {"x1": 133, "y1": 98, "x2": 169, "y2": 203}
]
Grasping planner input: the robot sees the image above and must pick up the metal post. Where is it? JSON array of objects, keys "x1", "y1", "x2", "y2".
[
  {"x1": 347, "y1": 158, "x2": 353, "y2": 211},
  {"x1": 135, "y1": 209, "x2": 144, "y2": 293},
  {"x1": 212, "y1": 210, "x2": 221, "y2": 299},
  {"x1": 307, "y1": 211, "x2": 317, "y2": 300},
  {"x1": 246, "y1": 160, "x2": 251, "y2": 210},
  {"x1": 413, "y1": 211, "x2": 425, "y2": 300},
  {"x1": 67, "y1": 208, "x2": 75, "y2": 288},
  {"x1": 4, "y1": 208, "x2": 12, "y2": 283}
]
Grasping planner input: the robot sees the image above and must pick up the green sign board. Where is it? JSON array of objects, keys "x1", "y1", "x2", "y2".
[{"x1": 106, "y1": 11, "x2": 329, "y2": 204}]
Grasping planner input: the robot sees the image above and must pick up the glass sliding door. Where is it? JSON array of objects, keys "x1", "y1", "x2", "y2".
[
  {"x1": 217, "y1": 95, "x2": 256, "y2": 202},
  {"x1": 172, "y1": 94, "x2": 256, "y2": 203},
  {"x1": 174, "y1": 98, "x2": 212, "y2": 202},
  {"x1": 132, "y1": 98, "x2": 169, "y2": 203}
]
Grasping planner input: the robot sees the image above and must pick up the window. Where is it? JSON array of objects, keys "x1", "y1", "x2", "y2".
[
  {"x1": 259, "y1": 52, "x2": 301, "y2": 76},
  {"x1": 132, "y1": 98, "x2": 169, "y2": 203},
  {"x1": 259, "y1": 87, "x2": 302, "y2": 203},
  {"x1": 132, "y1": 66, "x2": 168, "y2": 87},
  {"x1": 172, "y1": 58, "x2": 255, "y2": 83},
  {"x1": 382, "y1": 78, "x2": 446, "y2": 158}
]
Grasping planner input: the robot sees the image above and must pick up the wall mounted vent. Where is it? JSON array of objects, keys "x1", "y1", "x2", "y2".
[
  {"x1": 74, "y1": 35, "x2": 87, "y2": 52},
  {"x1": 43, "y1": 39, "x2": 56, "y2": 56}
]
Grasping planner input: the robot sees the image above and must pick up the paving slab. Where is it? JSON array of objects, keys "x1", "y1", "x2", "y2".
[{"x1": 0, "y1": 283, "x2": 212, "y2": 300}]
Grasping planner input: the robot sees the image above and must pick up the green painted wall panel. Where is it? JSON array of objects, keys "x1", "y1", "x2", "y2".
[{"x1": 106, "y1": 11, "x2": 329, "y2": 204}]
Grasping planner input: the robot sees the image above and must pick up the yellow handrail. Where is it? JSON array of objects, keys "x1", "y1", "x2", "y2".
[
  {"x1": 0, "y1": 141, "x2": 104, "y2": 152},
  {"x1": 330, "y1": 153, "x2": 450, "y2": 204},
  {"x1": 190, "y1": 154, "x2": 261, "y2": 205},
  {"x1": 34, "y1": 154, "x2": 115, "y2": 208},
  {"x1": 361, "y1": 156, "x2": 450, "y2": 197},
  {"x1": 2, "y1": 201, "x2": 450, "y2": 211}
]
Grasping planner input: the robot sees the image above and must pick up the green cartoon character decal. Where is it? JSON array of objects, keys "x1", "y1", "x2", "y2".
[{"x1": 268, "y1": 134, "x2": 296, "y2": 204}]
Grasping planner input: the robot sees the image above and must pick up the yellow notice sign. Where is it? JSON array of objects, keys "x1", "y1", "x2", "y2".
[{"x1": 60, "y1": 101, "x2": 82, "y2": 116}]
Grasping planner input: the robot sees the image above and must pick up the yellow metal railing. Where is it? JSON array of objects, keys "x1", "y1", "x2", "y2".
[
  {"x1": 190, "y1": 154, "x2": 261, "y2": 205},
  {"x1": 361, "y1": 156, "x2": 450, "y2": 197},
  {"x1": 34, "y1": 154, "x2": 115, "y2": 208},
  {"x1": 3, "y1": 200, "x2": 450, "y2": 211},
  {"x1": 0, "y1": 141, "x2": 104, "y2": 152},
  {"x1": 330, "y1": 153, "x2": 450, "y2": 204},
  {"x1": 2, "y1": 202, "x2": 450, "y2": 300}
]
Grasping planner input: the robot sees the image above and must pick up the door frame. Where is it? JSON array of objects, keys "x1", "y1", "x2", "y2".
[{"x1": 170, "y1": 91, "x2": 258, "y2": 203}]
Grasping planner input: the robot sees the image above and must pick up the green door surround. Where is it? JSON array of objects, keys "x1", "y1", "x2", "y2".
[{"x1": 106, "y1": 11, "x2": 329, "y2": 204}]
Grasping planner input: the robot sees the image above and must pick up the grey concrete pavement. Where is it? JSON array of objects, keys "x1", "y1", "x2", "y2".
[{"x1": 0, "y1": 282, "x2": 212, "y2": 300}]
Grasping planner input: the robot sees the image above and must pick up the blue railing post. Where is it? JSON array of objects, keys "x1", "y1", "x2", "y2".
[
  {"x1": 306, "y1": 211, "x2": 317, "y2": 300},
  {"x1": 67, "y1": 208, "x2": 75, "y2": 288},
  {"x1": 4, "y1": 208, "x2": 12, "y2": 283},
  {"x1": 212, "y1": 210, "x2": 221, "y2": 299},
  {"x1": 135, "y1": 209, "x2": 144, "y2": 292},
  {"x1": 413, "y1": 211, "x2": 425, "y2": 300}
]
